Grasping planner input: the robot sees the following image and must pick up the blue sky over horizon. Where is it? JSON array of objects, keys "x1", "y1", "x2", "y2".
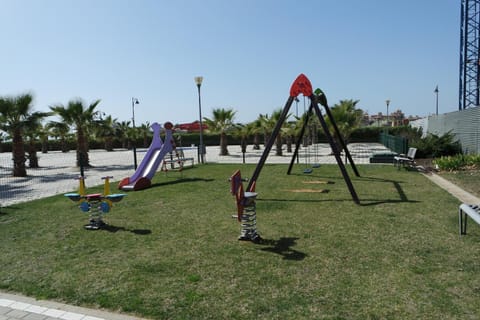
[{"x1": 0, "y1": 0, "x2": 460, "y2": 125}]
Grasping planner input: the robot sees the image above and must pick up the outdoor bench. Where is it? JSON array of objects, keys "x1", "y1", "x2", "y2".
[
  {"x1": 459, "y1": 203, "x2": 480, "y2": 235},
  {"x1": 394, "y1": 147, "x2": 417, "y2": 169}
]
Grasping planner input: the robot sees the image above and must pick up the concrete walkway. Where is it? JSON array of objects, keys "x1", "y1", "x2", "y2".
[
  {"x1": 0, "y1": 291, "x2": 147, "y2": 320},
  {"x1": 422, "y1": 171, "x2": 480, "y2": 204}
]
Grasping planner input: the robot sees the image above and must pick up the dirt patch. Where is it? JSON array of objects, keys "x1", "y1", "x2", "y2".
[{"x1": 302, "y1": 180, "x2": 332, "y2": 184}]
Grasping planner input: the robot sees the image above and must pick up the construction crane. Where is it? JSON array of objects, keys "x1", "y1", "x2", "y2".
[{"x1": 459, "y1": 0, "x2": 480, "y2": 109}]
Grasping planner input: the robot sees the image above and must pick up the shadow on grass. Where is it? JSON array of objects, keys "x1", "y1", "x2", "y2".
[
  {"x1": 355, "y1": 175, "x2": 413, "y2": 206},
  {"x1": 150, "y1": 177, "x2": 214, "y2": 188},
  {"x1": 99, "y1": 224, "x2": 152, "y2": 235},
  {"x1": 258, "y1": 197, "x2": 420, "y2": 205},
  {"x1": 257, "y1": 174, "x2": 420, "y2": 206},
  {"x1": 257, "y1": 237, "x2": 307, "y2": 261}
]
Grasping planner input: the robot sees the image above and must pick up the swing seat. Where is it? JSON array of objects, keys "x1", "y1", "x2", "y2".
[{"x1": 303, "y1": 168, "x2": 313, "y2": 174}]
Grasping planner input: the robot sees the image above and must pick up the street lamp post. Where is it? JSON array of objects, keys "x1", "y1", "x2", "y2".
[
  {"x1": 131, "y1": 97, "x2": 139, "y2": 169},
  {"x1": 385, "y1": 99, "x2": 390, "y2": 127},
  {"x1": 434, "y1": 85, "x2": 439, "y2": 115},
  {"x1": 194, "y1": 76, "x2": 205, "y2": 164}
]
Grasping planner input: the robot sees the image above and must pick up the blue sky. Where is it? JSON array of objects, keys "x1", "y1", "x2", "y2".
[{"x1": 0, "y1": 0, "x2": 460, "y2": 125}]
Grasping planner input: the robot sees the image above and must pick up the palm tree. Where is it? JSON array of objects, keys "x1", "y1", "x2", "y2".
[
  {"x1": 50, "y1": 99, "x2": 101, "y2": 167},
  {"x1": 0, "y1": 131, "x2": 7, "y2": 153},
  {"x1": 0, "y1": 93, "x2": 49, "y2": 176},
  {"x1": 93, "y1": 114, "x2": 116, "y2": 151},
  {"x1": 233, "y1": 123, "x2": 249, "y2": 149},
  {"x1": 24, "y1": 114, "x2": 50, "y2": 168},
  {"x1": 326, "y1": 99, "x2": 363, "y2": 150},
  {"x1": 232, "y1": 123, "x2": 251, "y2": 163},
  {"x1": 259, "y1": 109, "x2": 290, "y2": 156},
  {"x1": 203, "y1": 108, "x2": 236, "y2": 156},
  {"x1": 115, "y1": 120, "x2": 131, "y2": 149},
  {"x1": 47, "y1": 121, "x2": 71, "y2": 152},
  {"x1": 283, "y1": 121, "x2": 298, "y2": 153},
  {"x1": 37, "y1": 123, "x2": 51, "y2": 154},
  {"x1": 258, "y1": 113, "x2": 272, "y2": 147},
  {"x1": 138, "y1": 122, "x2": 152, "y2": 147},
  {"x1": 249, "y1": 118, "x2": 263, "y2": 150}
]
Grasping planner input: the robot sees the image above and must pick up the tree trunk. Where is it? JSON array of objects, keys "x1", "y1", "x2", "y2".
[
  {"x1": 220, "y1": 132, "x2": 229, "y2": 156},
  {"x1": 264, "y1": 133, "x2": 270, "y2": 147},
  {"x1": 76, "y1": 128, "x2": 90, "y2": 167},
  {"x1": 12, "y1": 129, "x2": 26, "y2": 177},
  {"x1": 253, "y1": 133, "x2": 260, "y2": 150},
  {"x1": 61, "y1": 138, "x2": 69, "y2": 153},
  {"x1": 28, "y1": 139, "x2": 39, "y2": 168},
  {"x1": 105, "y1": 137, "x2": 114, "y2": 151},
  {"x1": 41, "y1": 138, "x2": 48, "y2": 153},
  {"x1": 286, "y1": 135, "x2": 292, "y2": 153},
  {"x1": 275, "y1": 134, "x2": 283, "y2": 156},
  {"x1": 143, "y1": 135, "x2": 149, "y2": 148}
]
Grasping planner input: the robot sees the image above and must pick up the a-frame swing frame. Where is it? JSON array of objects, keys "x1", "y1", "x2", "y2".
[
  {"x1": 245, "y1": 74, "x2": 360, "y2": 204},
  {"x1": 286, "y1": 92, "x2": 360, "y2": 178}
]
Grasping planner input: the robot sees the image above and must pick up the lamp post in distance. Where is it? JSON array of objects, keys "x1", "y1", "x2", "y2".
[
  {"x1": 131, "y1": 97, "x2": 139, "y2": 169},
  {"x1": 385, "y1": 99, "x2": 390, "y2": 127},
  {"x1": 194, "y1": 76, "x2": 205, "y2": 164}
]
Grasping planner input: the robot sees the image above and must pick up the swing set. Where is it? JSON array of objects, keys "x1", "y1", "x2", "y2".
[
  {"x1": 246, "y1": 73, "x2": 360, "y2": 204},
  {"x1": 229, "y1": 74, "x2": 360, "y2": 241}
]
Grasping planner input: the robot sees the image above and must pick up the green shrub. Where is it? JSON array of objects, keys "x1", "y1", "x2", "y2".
[
  {"x1": 434, "y1": 155, "x2": 465, "y2": 171},
  {"x1": 433, "y1": 154, "x2": 480, "y2": 171},
  {"x1": 463, "y1": 154, "x2": 480, "y2": 168},
  {"x1": 411, "y1": 131, "x2": 462, "y2": 158}
]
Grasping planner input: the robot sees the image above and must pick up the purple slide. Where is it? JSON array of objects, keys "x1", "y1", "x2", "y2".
[{"x1": 118, "y1": 122, "x2": 175, "y2": 191}]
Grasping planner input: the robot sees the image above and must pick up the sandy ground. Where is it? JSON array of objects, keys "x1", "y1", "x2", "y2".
[{"x1": 0, "y1": 143, "x2": 390, "y2": 206}]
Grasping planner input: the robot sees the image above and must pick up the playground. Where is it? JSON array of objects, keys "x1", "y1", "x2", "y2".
[
  {"x1": 0, "y1": 162, "x2": 479, "y2": 319},
  {"x1": 1, "y1": 74, "x2": 480, "y2": 319}
]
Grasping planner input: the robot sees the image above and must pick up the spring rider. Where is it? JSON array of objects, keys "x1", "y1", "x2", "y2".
[
  {"x1": 65, "y1": 176, "x2": 126, "y2": 230},
  {"x1": 229, "y1": 170, "x2": 261, "y2": 242}
]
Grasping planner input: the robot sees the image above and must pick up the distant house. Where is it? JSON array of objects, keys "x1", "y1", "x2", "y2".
[{"x1": 175, "y1": 121, "x2": 208, "y2": 132}]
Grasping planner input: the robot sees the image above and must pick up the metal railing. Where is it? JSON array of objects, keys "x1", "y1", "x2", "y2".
[{"x1": 379, "y1": 132, "x2": 408, "y2": 155}]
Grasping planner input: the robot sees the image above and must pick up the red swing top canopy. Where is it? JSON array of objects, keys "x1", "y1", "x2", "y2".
[{"x1": 289, "y1": 73, "x2": 313, "y2": 97}]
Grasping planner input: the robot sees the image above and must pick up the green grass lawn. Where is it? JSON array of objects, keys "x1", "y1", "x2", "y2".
[
  {"x1": 1, "y1": 164, "x2": 480, "y2": 319},
  {"x1": 439, "y1": 169, "x2": 480, "y2": 199}
]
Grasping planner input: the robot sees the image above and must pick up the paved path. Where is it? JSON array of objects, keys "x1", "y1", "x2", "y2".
[
  {"x1": 422, "y1": 172, "x2": 480, "y2": 204},
  {"x1": 0, "y1": 291, "x2": 147, "y2": 320}
]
